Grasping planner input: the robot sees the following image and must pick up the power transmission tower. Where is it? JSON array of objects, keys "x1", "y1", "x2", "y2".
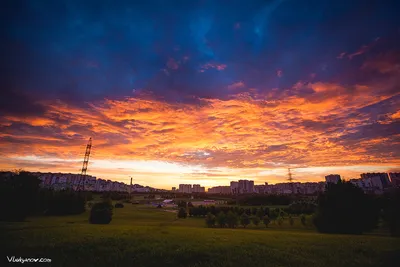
[
  {"x1": 288, "y1": 168, "x2": 295, "y2": 194},
  {"x1": 77, "y1": 137, "x2": 92, "y2": 191}
]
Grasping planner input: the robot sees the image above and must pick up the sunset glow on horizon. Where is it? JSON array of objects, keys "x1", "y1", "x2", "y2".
[{"x1": 1, "y1": 0, "x2": 399, "y2": 189}]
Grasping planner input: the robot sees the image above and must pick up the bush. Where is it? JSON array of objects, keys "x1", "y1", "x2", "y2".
[
  {"x1": 177, "y1": 208, "x2": 187, "y2": 219},
  {"x1": 263, "y1": 215, "x2": 271, "y2": 228},
  {"x1": 89, "y1": 201, "x2": 113, "y2": 224},
  {"x1": 205, "y1": 212, "x2": 216, "y2": 228},
  {"x1": 252, "y1": 216, "x2": 261, "y2": 227},
  {"x1": 115, "y1": 203, "x2": 124, "y2": 208},
  {"x1": 44, "y1": 190, "x2": 86, "y2": 216},
  {"x1": 313, "y1": 181, "x2": 380, "y2": 234},
  {"x1": 157, "y1": 204, "x2": 162, "y2": 208},
  {"x1": 240, "y1": 213, "x2": 251, "y2": 228}
]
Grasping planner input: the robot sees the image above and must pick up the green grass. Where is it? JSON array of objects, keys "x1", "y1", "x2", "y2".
[{"x1": 2, "y1": 204, "x2": 400, "y2": 267}]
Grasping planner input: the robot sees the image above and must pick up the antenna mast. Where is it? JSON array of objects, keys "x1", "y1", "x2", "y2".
[{"x1": 77, "y1": 137, "x2": 92, "y2": 191}]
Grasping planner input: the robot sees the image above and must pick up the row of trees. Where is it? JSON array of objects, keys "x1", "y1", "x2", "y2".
[
  {"x1": 186, "y1": 205, "x2": 290, "y2": 220},
  {"x1": 177, "y1": 207, "x2": 308, "y2": 229},
  {"x1": 204, "y1": 212, "x2": 307, "y2": 228},
  {"x1": 0, "y1": 172, "x2": 87, "y2": 221},
  {"x1": 234, "y1": 194, "x2": 293, "y2": 206}
]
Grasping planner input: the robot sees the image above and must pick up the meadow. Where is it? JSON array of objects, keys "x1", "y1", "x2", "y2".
[{"x1": 2, "y1": 203, "x2": 400, "y2": 267}]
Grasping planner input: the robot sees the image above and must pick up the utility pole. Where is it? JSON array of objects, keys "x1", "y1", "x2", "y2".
[{"x1": 129, "y1": 176, "x2": 133, "y2": 200}]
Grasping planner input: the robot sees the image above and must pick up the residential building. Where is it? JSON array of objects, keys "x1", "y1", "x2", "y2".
[
  {"x1": 325, "y1": 174, "x2": 341, "y2": 184},
  {"x1": 238, "y1": 179, "x2": 254, "y2": 194},
  {"x1": 361, "y1": 173, "x2": 391, "y2": 188},
  {"x1": 230, "y1": 181, "x2": 239, "y2": 194},
  {"x1": 208, "y1": 186, "x2": 231, "y2": 194},
  {"x1": 389, "y1": 173, "x2": 400, "y2": 187}
]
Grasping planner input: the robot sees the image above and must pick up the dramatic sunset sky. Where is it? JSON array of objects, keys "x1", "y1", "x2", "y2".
[{"x1": 1, "y1": 0, "x2": 399, "y2": 189}]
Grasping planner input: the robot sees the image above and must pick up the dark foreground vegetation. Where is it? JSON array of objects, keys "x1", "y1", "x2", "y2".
[{"x1": 1, "y1": 172, "x2": 400, "y2": 266}]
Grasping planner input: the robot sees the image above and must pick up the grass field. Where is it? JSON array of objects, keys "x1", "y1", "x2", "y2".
[{"x1": 2, "y1": 203, "x2": 400, "y2": 267}]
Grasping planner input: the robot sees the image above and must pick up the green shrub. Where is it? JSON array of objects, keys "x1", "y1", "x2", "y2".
[
  {"x1": 89, "y1": 201, "x2": 113, "y2": 224},
  {"x1": 277, "y1": 216, "x2": 284, "y2": 226},
  {"x1": 263, "y1": 215, "x2": 271, "y2": 228},
  {"x1": 252, "y1": 216, "x2": 261, "y2": 227},
  {"x1": 205, "y1": 212, "x2": 216, "y2": 228},
  {"x1": 300, "y1": 214, "x2": 307, "y2": 226},
  {"x1": 240, "y1": 213, "x2": 251, "y2": 228},
  {"x1": 114, "y1": 203, "x2": 124, "y2": 208},
  {"x1": 44, "y1": 190, "x2": 86, "y2": 216},
  {"x1": 289, "y1": 215, "x2": 294, "y2": 226},
  {"x1": 177, "y1": 208, "x2": 187, "y2": 218}
]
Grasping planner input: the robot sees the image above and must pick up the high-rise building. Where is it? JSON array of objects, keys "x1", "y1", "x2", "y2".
[
  {"x1": 325, "y1": 174, "x2": 341, "y2": 184},
  {"x1": 192, "y1": 184, "x2": 201, "y2": 193},
  {"x1": 230, "y1": 181, "x2": 239, "y2": 194},
  {"x1": 361, "y1": 173, "x2": 391, "y2": 188},
  {"x1": 238, "y1": 180, "x2": 254, "y2": 194},
  {"x1": 389, "y1": 173, "x2": 400, "y2": 187}
]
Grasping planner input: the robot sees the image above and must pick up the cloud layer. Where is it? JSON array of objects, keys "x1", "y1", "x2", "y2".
[{"x1": 1, "y1": 0, "x2": 399, "y2": 187}]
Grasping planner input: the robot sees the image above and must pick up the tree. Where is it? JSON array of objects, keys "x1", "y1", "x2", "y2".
[
  {"x1": 252, "y1": 216, "x2": 261, "y2": 227},
  {"x1": 277, "y1": 216, "x2": 284, "y2": 227},
  {"x1": 251, "y1": 207, "x2": 258, "y2": 215},
  {"x1": 226, "y1": 211, "x2": 239, "y2": 228},
  {"x1": 263, "y1": 215, "x2": 271, "y2": 228},
  {"x1": 313, "y1": 181, "x2": 380, "y2": 234},
  {"x1": 256, "y1": 208, "x2": 264, "y2": 219},
  {"x1": 216, "y1": 212, "x2": 226, "y2": 228},
  {"x1": 382, "y1": 188, "x2": 400, "y2": 237},
  {"x1": 289, "y1": 215, "x2": 294, "y2": 226},
  {"x1": 205, "y1": 212, "x2": 216, "y2": 228},
  {"x1": 240, "y1": 213, "x2": 251, "y2": 228},
  {"x1": 89, "y1": 201, "x2": 113, "y2": 224},
  {"x1": 115, "y1": 203, "x2": 124, "y2": 208},
  {"x1": 177, "y1": 201, "x2": 187, "y2": 208},
  {"x1": 300, "y1": 214, "x2": 307, "y2": 227},
  {"x1": 177, "y1": 207, "x2": 187, "y2": 219},
  {"x1": 0, "y1": 172, "x2": 41, "y2": 221}
]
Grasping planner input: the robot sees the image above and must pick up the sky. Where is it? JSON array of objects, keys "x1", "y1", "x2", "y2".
[{"x1": 1, "y1": 0, "x2": 399, "y2": 189}]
